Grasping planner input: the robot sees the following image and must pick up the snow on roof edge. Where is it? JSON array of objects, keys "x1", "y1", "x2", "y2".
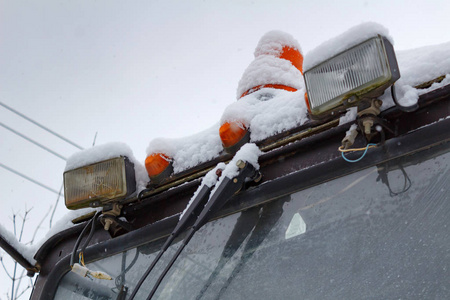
[
  {"x1": 303, "y1": 22, "x2": 392, "y2": 71},
  {"x1": 146, "y1": 123, "x2": 223, "y2": 174},
  {"x1": 0, "y1": 222, "x2": 36, "y2": 265},
  {"x1": 65, "y1": 142, "x2": 149, "y2": 192}
]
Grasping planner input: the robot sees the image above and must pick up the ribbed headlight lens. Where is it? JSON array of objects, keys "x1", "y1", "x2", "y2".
[
  {"x1": 304, "y1": 35, "x2": 400, "y2": 116},
  {"x1": 64, "y1": 157, "x2": 136, "y2": 209}
]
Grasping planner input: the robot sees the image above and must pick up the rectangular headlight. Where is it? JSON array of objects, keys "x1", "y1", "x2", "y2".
[
  {"x1": 64, "y1": 157, "x2": 136, "y2": 210},
  {"x1": 304, "y1": 35, "x2": 400, "y2": 116}
]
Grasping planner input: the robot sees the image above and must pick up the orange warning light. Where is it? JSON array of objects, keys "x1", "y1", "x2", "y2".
[
  {"x1": 145, "y1": 153, "x2": 171, "y2": 178},
  {"x1": 219, "y1": 121, "x2": 249, "y2": 149}
]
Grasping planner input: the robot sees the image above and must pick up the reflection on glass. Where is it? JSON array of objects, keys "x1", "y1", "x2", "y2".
[{"x1": 285, "y1": 213, "x2": 306, "y2": 240}]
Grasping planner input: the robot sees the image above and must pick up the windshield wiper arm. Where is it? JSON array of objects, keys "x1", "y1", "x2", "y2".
[
  {"x1": 146, "y1": 160, "x2": 260, "y2": 300},
  {"x1": 128, "y1": 182, "x2": 216, "y2": 300}
]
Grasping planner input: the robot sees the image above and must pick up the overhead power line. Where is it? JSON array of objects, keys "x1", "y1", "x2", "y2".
[
  {"x1": 0, "y1": 121, "x2": 67, "y2": 161},
  {"x1": 0, "y1": 162, "x2": 63, "y2": 196},
  {"x1": 0, "y1": 100, "x2": 84, "y2": 150}
]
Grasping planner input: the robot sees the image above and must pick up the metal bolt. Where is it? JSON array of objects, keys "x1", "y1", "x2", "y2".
[
  {"x1": 104, "y1": 219, "x2": 113, "y2": 231},
  {"x1": 253, "y1": 172, "x2": 263, "y2": 183},
  {"x1": 363, "y1": 119, "x2": 373, "y2": 135},
  {"x1": 236, "y1": 160, "x2": 246, "y2": 169},
  {"x1": 233, "y1": 178, "x2": 238, "y2": 183}
]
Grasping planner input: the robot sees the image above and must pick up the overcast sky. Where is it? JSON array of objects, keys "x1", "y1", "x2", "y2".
[{"x1": 1, "y1": 0, "x2": 450, "y2": 298}]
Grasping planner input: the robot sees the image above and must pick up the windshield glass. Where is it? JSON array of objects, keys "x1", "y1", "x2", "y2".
[{"x1": 54, "y1": 146, "x2": 450, "y2": 300}]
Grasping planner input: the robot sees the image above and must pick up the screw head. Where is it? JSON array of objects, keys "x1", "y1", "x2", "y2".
[{"x1": 236, "y1": 160, "x2": 246, "y2": 169}]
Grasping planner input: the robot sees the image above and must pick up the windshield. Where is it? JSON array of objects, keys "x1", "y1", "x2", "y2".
[{"x1": 54, "y1": 146, "x2": 450, "y2": 299}]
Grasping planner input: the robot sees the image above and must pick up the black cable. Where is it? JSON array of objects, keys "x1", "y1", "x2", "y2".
[
  {"x1": 377, "y1": 163, "x2": 412, "y2": 197},
  {"x1": 391, "y1": 84, "x2": 419, "y2": 113},
  {"x1": 0, "y1": 100, "x2": 84, "y2": 150},
  {"x1": 0, "y1": 162, "x2": 61, "y2": 195},
  {"x1": 70, "y1": 211, "x2": 101, "y2": 266},
  {"x1": 115, "y1": 249, "x2": 140, "y2": 288},
  {"x1": 118, "y1": 252, "x2": 127, "y2": 287},
  {"x1": 70, "y1": 218, "x2": 93, "y2": 267},
  {"x1": 379, "y1": 126, "x2": 386, "y2": 146},
  {"x1": 0, "y1": 121, "x2": 67, "y2": 160},
  {"x1": 388, "y1": 164, "x2": 412, "y2": 196},
  {"x1": 80, "y1": 212, "x2": 100, "y2": 254}
]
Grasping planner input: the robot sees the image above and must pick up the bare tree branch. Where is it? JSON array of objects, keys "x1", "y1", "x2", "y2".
[
  {"x1": 3, "y1": 208, "x2": 42, "y2": 300},
  {"x1": 13, "y1": 214, "x2": 16, "y2": 237},
  {"x1": 50, "y1": 184, "x2": 64, "y2": 228},
  {"x1": 4, "y1": 208, "x2": 35, "y2": 300},
  {"x1": 11, "y1": 260, "x2": 17, "y2": 299},
  {"x1": 14, "y1": 285, "x2": 30, "y2": 300},
  {"x1": 15, "y1": 273, "x2": 27, "y2": 280},
  {"x1": 11, "y1": 209, "x2": 32, "y2": 300},
  {"x1": 28, "y1": 205, "x2": 52, "y2": 246},
  {"x1": 1, "y1": 256, "x2": 13, "y2": 279},
  {"x1": 18, "y1": 208, "x2": 31, "y2": 243},
  {"x1": 10, "y1": 213, "x2": 17, "y2": 300},
  {"x1": 29, "y1": 277, "x2": 35, "y2": 296},
  {"x1": 14, "y1": 269, "x2": 26, "y2": 298}
]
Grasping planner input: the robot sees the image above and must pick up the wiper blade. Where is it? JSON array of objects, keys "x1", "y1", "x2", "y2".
[
  {"x1": 128, "y1": 163, "x2": 225, "y2": 300},
  {"x1": 146, "y1": 154, "x2": 261, "y2": 299}
]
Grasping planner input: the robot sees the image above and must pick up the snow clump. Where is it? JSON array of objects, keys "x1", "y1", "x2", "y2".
[
  {"x1": 237, "y1": 30, "x2": 303, "y2": 98},
  {"x1": 65, "y1": 142, "x2": 149, "y2": 192},
  {"x1": 209, "y1": 143, "x2": 262, "y2": 197},
  {"x1": 147, "y1": 31, "x2": 307, "y2": 175},
  {"x1": 179, "y1": 162, "x2": 226, "y2": 220},
  {"x1": 389, "y1": 42, "x2": 450, "y2": 106},
  {"x1": 303, "y1": 22, "x2": 392, "y2": 72},
  {"x1": 146, "y1": 124, "x2": 223, "y2": 174},
  {"x1": 221, "y1": 143, "x2": 262, "y2": 180},
  {"x1": 254, "y1": 30, "x2": 302, "y2": 57},
  {"x1": 221, "y1": 88, "x2": 308, "y2": 142}
]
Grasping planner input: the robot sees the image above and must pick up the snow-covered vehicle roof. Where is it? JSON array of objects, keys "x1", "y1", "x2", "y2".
[{"x1": 144, "y1": 22, "x2": 450, "y2": 177}]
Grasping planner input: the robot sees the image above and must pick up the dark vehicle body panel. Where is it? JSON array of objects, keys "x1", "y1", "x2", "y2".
[{"x1": 31, "y1": 85, "x2": 450, "y2": 299}]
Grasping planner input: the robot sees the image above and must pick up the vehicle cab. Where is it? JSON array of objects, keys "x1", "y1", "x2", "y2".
[{"x1": 1, "y1": 23, "x2": 449, "y2": 300}]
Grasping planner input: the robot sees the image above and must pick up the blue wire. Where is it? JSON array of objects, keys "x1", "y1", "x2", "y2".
[{"x1": 341, "y1": 144, "x2": 377, "y2": 163}]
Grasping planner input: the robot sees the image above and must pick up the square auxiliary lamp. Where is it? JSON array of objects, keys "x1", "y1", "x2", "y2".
[
  {"x1": 304, "y1": 35, "x2": 400, "y2": 116},
  {"x1": 64, "y1": 157, "x2": 136, "y2": 210}
]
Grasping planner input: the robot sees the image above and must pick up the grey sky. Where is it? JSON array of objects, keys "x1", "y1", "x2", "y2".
[{"x1": 1, "y1": 0, "x2": 449, "y2": 298}]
